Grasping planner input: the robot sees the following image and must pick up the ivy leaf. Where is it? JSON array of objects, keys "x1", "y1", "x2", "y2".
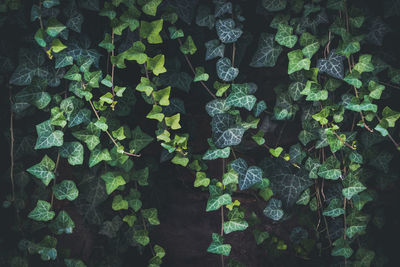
[
  {"x1": 253, "y1": 100, "x2": 267, "y2": 117},
  {"x1": 142, "y1": 0, "x2": 162, "y2": 16},
  {"x1": 168, "y1": 26, "x2": 184, "y2": 39},
  {"x1": 205, "y1": 99, "x2": 231, "y2": 117},
  {"x1": 35, "y1": 120, "x2": 64, "y2": 149},
  {"x1": 194, "y1": 67, "x2": 209, "y2": 82},
  {"x1": 296, "y1": 188, "x2": 310, "y2": 205},
  {"x1": 71, "y1": 122, "x2": 100, "y2": 150},
  {"x1": 179, "y1": 35, "x2": 197, "y2": 55},
  {"x1": 140, "y1": 19, "x2": 163, "y2": 44},
  {"x1": 342, "y1": 173, "x2": 366, "y2": 200},
  {"x1": 146, "y1": 54, "x2": 166, "y2": 76},
  {"x1": 275, "y1": 24, "x2": 298, "y2": 48},
  {"x1": 239, "y1": 166, "x2": 263, "y2": 190},
  {"x1": 250, "y1": 33, "x2": 282, "y2": 68},
  {"x1": 196, "y1": 5, "x2": 215, "y2": 29},
  {"x1": 46, "y1": 17, "x2": 66, "y2": 37},
  {"x1": 226, "y1": 83, "x2": 257, "y2": 111},
  {"x1": 318, "y1": 156, "x2": 341, "y2": 180},
  {"x1": 142, "y1": 208, "x2": 160, "y2": 225},
  {"x1": 89, "y1": 147, "x2": 111, "y2": 167},
  {"x1": 353, "y1": 54, "x2": 374, "y2": 74},
  {"x1": 112, "y1": 195, "x2": 128, "y2": 210},
  {"x1": 59, "y1": 142, "x2": 84, "y2": 165},
  {"x1": 10, "y1": 50, "x2": 47, "y2": 86},
  {"x1": 216, "y1": 57, "x2": 239, "y2": 82},
  {"x1": 207, "y1": 233, "x2": 231, "y2": 256},
  {"x1": 288, "y1": 50, "x2": 311, "y2": 74},
  {"x1": 50, "y1": 210, "x2": 75, "y2": 234},
  {"x1": 301, "y1": 81, "x2": 328, "y2": 101},
  {"x1": 27, "y1": 155, "x2": 55, "y2": 186},
  {"x1": 53, "y1": 180, "x2": 79, "y2": 201},
  {"x1": 134, "y1": 229, "x2": 150, "y2": 246},
  {"x1": 305, "y1": 157, "x2": 320, "y2": 179},
  {"x1": 165, "y1": 113, "x2": 181, "y2": 130},
  {"x1": 269, "y1": 147, "x2": 283, "y2": 157},
  {"x1": 28, "y1": 200, "x2": 55, "y2": 222},
  {"x1": 215, "y1": 18, "x2": 243, "y2": 43},
  {"x1": 331, "y1": 238, "x2": 353, "y2": 258},
  {"x1": 263, "y1": 198, "x2": 284, "y2": 221},
  {"x1": 206, "y1": 193, "x2": 232, "y2": 211},
  {"x1": 322, "y1": 198, "x2": 345, "y2": 217},
  {"x1": 317, "y1": 50, "x2": 345, "y2": 79},
  {"x1": 223, "y1": 219, "x2": 248, "y2": 234},
  {"x1": 262, "y1": 0, "x2": 287, "y2": 11},
  {"x1": 260, "y1": 158, "x2": 313, "y2": 207},
  {"x1": 368, "y1": 80, "x2": 385, "y2": 100},
  {"x1": 101, "y1": 172, "x2": 126, "y2": 195},
  {"x1": 302, "y1": 42, "x2": 320, "y2": 59},
  {"x1": 66, "y1": 12, "x2": 84, "y2": 33},
  {"x1": 203, "y1": 147, "x2": 230, "y2": 160},
  {"x1": 211, "y1": 113, "x2": 245, "y2": 148},
  {"x1": 205, "y1": 39, "x2": 225, "y2": 61},
  {"x1": 194, "y1": 172, "x2": 211, "y2": 187},
  {"x1": 130, "y1": 126, "x2": 154, "y2": 153},
  {"x1": 98, "y1": 33, "x2": 114, "y2": 52}
]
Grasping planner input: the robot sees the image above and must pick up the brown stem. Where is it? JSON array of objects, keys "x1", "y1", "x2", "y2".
[
  {"x1": 376, "y1": 115, "x2": 400, "y2": 148},
  {"x1": 88, "y1": 99, "x2": 140, "y2": 157},
  {"x1": 9, "y1": 87, "x2": 15, "y2": 201},
  {"x1": 333, "y1": 131, "x2": 356, "y2": 150},
  {"x1": 111, "y1": 31, "x2": 116, "y2": 98},
  {"x1": 177, "y1": 38, "x2": 217, "y2": 99}
]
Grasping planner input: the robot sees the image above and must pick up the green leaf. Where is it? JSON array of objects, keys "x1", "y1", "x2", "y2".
[
  {"x1": 168, "y1": 26, "x2": 184, "y2": 39},
  {"x1": 153, "y1": 86, "x2": 171, "y2": 106},
  {"x1": 27, "y1": 155, "x2": 55, "y2": 186},
  {"x1": 194, "y1": 67, "x2": 209, "y2": 82},
  {"x1": 98, "y1": 33, "x2": 114, "y2": 52},
  {"x1": 354, "y1": 54, "x2": 374, "y2": 74},
  {"x1": 196, "y1": 5, "x2": 215, "y2": 29},
  {"x1": 317, "y1": 50, "x2": 345, "y2": 79},
  {"x1": 381, "y1": 106, "x2": 400, "y2": 127},
  {"x1": 165, "y1": 113, "x2": 181, "y2": 130},
  {"x1": 331, "y1": 237, "x2": 353, "y2": 258},
  {"x1": 134, "y1": 229, "x2": 150, "y2": 246},
  {"x1": 31, "y1": 235, "x2": 58, "y2": 261},
  {"x1": 59, "y1": 142, "x2": 84, "y2": 165},
  {"x1": 262, "y1": 0, "x2": 287, "y2": 11},
  {"x1": 171, "y1": 153, "x2": 189, "y2": 167},
  {"x1": 101, "y1": 172, "x2": 126, "y2": 195},
  {"x1": 205, "y1": 99, "x2": 231, "y2": 117},
  {"x1": 28, "y1": 200, "x2": 55, "y2": 222},
  {"x1": 252, "y1": 130, "x2": 265, "y2": 145},
  {"x1": 207, "y1": 233, "x2": 231, "y2": 256},
  {"x1": 296, "y1": 188, "x2": 310, "y2": 205},
  {"x1": 206, "y1": 193, "x2": 232, "y2": 211},
  {"x1": 112, "y1": 127, "x2": 126, "y2": 141},
  {"x1": 111, "y1": 41, "x2": 147, "y2": 68},
  {"x1": 269, "y1": 147, "x2": 283, "y2": 157},
  {"x1": 222, "y1": 170, "x2": 239, "y2": 186},
  {"x1": 194, "y1": 172, "x2": 210, "y2": 187},
  {"x1": 129, "y1": 126, "x2": 154, "y2": 153},
  {"x1": 342, "y1": 172, "x2": 366, "y2": 199},
  {"x1": 223, "y1": 219, "x2": 248, "y2": 234},
  {"x1": 203, "y1": 146, "x2": 230, "y2": 160},
  {"x1": 322, "y1": 198, "x2": 345, "y2": 217},
  {"x1": 250, "y1": 33, "x2": 282, "y2": 67},
  {"x1": 300, "y1": 81, "x2": 328, "y2": 101},
  {"x1": 211, "y1": 113, "x2": 245, "y2": 148},
  {"x1": 89, "y1": 147, "x2": 111, "y2": 167},
  {"x1": 302, "y1": 42, "x2": 319, "y2": 59},
  {"x1": 34, "y1": 28, "x2": 46, "y2": 47},
  {"x1": 288, "y1": 50, "x2": 311, "y2": 74},
  {"x1": 112, "y1": 195, "x2": 129, "y2": 210},
  {"x1": 142, "y1": 0, "x2": 162, "y2": 16},
  {"x1": 95, "y1": 117, "x2": 108, "y2": 131},
  {"x1": 136, "y1": 77, "x2": 154, "y2": 96},
  {"x1": 51, "y1": 39, "x2": 67, "y2": 53},
  {"x1": 226, "y1": 83, "x2": 257, "y2": 111},
  {"x1": 253, "y1": 229, "x2": 270, "y2": 245},
  {"x1": 215, "y1": 18, "x2": 243, "y2": 43},
  {"x1": 263, "y1": 198, "x2": 284, "y2": 220},
  {"x1": 179, "y1": 35, "x2": 197, "y2": 55},
  {"x1": 318, "y1": 156, "x2": 341, "y2": 180},
  {"x1": 50, "y1": 210, "x2": 75, "y2": 234},
  {"x1": 146, "y1": 54, "x2": 166, "y2": 76},
  {"x1": 71, "y1": 122, "x2": 100, "y2": 150},
  {"x1": 64, "y1": 65, "x2": 82, "y2": 81},
  {"x1": 35, "y1": 120, "x2": 64, "y2": 149},
  {"x1": 53, "y1": 180, "x2": 79, "y2": 201},
  {"x1": 123, "y1": 215, "x2": 137, "y2": 227},
  {"x1": 216, "y1": 57, "x2": 239, "y2": 82},
  {"x1": 140, "y1": 19, "x2": 163, "y2": 44},
  {"x1": 275, "y1": 24, "x2": 297, "y2": 48},
  {"x1": 205, "y1": 39, "x2": 225, "y2": 61},
  {"x1": 46, "y1": 17, "x2": 66, "y2": 37},
  {"x1": 368, "y1": 80, "x2": 385, "y2": 99},
  {"x1": 65, "y1": 259, "x2": 87, "y2": 267},
  {"x1": 142, "y1": 208, "x2": 160, "y2": 225}
]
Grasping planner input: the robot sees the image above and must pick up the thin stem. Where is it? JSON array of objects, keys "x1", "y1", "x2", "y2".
[
  {"x1": 177, "y1": 38, "x2": 216, "y2": 99},
  {"x1": 9, "y1": 87, "x2": 15, "y2": 201},
  {"x1": 50, "y1": 153, "x2": 61, "y2": 208},
  {"x1": 220, "y1": 158, "x2": 225, "y2": 267},
  {"x1": 376, "y1": 115, "x2": 400, "y2": 148},
  {"x1": 111, "y1": 31, "x2": 116, "y2": 98},
  {"x1": 88, "y1": 99, "x2": 140, "y2": 157},
  {"x1": 333, "y1": 131, "x2": 356, "y2": 150}
]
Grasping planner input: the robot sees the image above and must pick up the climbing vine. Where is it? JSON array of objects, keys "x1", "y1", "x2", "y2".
[{"x1": 1, "y1": 0, "x2": 400, "y2": 266}]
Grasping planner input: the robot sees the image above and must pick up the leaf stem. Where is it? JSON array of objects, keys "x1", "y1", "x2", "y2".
[{"x1": 177, "y1": 38, "x2": 216, "y2": 99}]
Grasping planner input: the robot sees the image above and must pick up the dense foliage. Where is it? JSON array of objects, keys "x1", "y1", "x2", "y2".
[{"x1": 1, "y1": 0, "x2": 400, "y2": 266}]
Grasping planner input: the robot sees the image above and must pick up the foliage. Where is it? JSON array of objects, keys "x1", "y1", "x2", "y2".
[{"x1": 1, "y1": 0, "x2": 400, "y2": 266}]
